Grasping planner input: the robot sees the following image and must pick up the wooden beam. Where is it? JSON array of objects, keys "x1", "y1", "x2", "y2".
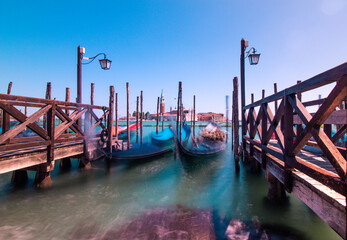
[
  {"x1": 0, "y1": 102, "x2": 49, "y2": 140},
  {"x1": 291, "y1": 77, "x2": 347, "y2": 155},
  {"x1": 288, "y1": 95, "x2": 347, "y2": 179},
  {"x1": 244, "y1": 62, "x2": 347, "y2": 110}
]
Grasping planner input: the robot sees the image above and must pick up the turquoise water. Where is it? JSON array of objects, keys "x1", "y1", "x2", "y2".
[{"x1": 0, "y1": 125, "x2": 341, "y2": 239}]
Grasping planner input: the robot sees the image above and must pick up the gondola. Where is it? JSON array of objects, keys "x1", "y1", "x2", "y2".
[
  {"x1": 151, "y1": 128, "x2": 175, "y2": 147},
  {"x1": 109, "y1": 143, "x2": 172, "y2": 160},
  {"x1": 177, "y1": 122, "x2": 226, "y2": 158}
]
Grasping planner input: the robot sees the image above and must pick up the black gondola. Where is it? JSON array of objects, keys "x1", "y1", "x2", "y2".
[{"x1": 177, "y1": 122, "x2": 226, "y2": 158}]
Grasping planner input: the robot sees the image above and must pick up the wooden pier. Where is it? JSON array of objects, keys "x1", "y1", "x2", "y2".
[
  {"x1": 0, "y1": 86, "x2": 118, "y2": 187},
  {"x1": 239, "y1": 63, "x2": 347, "y2": 238}
]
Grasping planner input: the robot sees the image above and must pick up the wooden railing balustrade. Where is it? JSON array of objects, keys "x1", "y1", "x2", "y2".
[
  {"x1": 0, "y1": 93, "x2": 112, "y2": 166},
  {"x1": 242, "y1": 62, "x2": 347, "y2": 196}
]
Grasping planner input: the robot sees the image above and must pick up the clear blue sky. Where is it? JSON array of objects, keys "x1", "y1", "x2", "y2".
[{"x1": 0, "y1": 0, "x2": 346, "y2": 117}]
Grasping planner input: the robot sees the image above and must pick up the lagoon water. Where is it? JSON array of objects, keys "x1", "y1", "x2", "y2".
[{"x1": 0, "y1": 124, "x2": 341, "y2": 239}]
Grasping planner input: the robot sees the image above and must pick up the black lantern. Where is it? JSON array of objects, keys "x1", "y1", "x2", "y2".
[
  {"x1": 248, "y1": 51, "x2": 260, "y2": 65},
  {"x1": 99, "y1": 58, "x2": 112, "y2": 70}
]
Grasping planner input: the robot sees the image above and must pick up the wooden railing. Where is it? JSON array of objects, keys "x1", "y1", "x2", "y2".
[
  {"x1": 242, "y1": 62, "x2": 347, "y2": 195},
  {"x1": 0, "y1": 93, "x2": 111, "y2": 163}
]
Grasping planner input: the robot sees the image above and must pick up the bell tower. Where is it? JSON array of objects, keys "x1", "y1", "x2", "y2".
[{"x1": 160, "y1": 89, "x2": 165, "y2": 114}]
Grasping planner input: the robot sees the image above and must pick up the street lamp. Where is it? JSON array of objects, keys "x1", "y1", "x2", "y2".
[
  {"x1": 240, "y1": 38, "x2": 261, "y2": 148},
  {"x1": 77, "y1": 45, "x2": 111, "y2": 105},
  {"x1": 77, "y1": 46, "x2": 111, "y2": 128}
]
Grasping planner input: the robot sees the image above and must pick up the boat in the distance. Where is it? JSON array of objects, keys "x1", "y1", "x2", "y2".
[{"x1": 177, "y1": 122, "x2": 226, "y2": 157}]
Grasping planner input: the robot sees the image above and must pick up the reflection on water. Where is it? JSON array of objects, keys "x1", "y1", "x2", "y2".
[{"x1": 0, "y1": 126, "x2": 341, "y2": 239}]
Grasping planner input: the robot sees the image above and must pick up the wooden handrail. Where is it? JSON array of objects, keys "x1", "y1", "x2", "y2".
[
  {"x1": 0, "y1": 93, "x2": 109, "y2": 110},
  {"x1": 244, "y1": 62, "x2": 347, "y2": 110}
]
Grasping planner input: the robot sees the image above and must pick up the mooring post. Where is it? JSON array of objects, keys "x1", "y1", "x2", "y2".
[
  {"x1": 274, "y1": 83, "x2": 278, "y2": 113},
  {"x1": 240, "y1": 39, "x2": 246, "y2": 155},
  {"x1": 226, "y1": 95, "x2": 229, "y2": 143},
  {"x1": 2, "y1": 82, "x2": 12, "y2": 139},
  {"x1": 261, "y1": 89, "x2": 267, "y2": 169},
  {"x1": 7, "y1": 82, "x2": 29, "y2": 186},
  {"x1": 232, "y1": 77, "x2": 239, "y2": 170},
  {"x1": 136, "y1": 96, "x2": 139, "y2": 143},
  {"x1": 36, "y1": 99, "x2": 55, "y2": 188},
  {"x1": 60, "y1": 87, "x2": 72, "y2": 170},
  {"x1": 161, "y1": 113, "x2": 164, "y2": 131},
  {"x1": 193, "y1": 95, "x2": 196, "y2": 139},
  {"x1": 126, "y1": 83, "x2": 130, "y2": 149},
  {"x1": 179, "y1": 84, "x2": 183, "y2": 143},
  {"x1": 140, "y1": 90, "x2": 143, "y2": 145},
  {"x1": 107, "y1": 86, "x2": 115, "y2": 154},
  {"x1": 156, "y1": 97, "x2": 159, "y2": 134},
  {"x1": 176, "y1": 82, "x2": 182, "y2": 136},
  {"x1": 115, "y1": 93, "x2": 118, "y2": 142},
  {"x1": 43, "y1": 82, "x2": 51, "y2": 130}
]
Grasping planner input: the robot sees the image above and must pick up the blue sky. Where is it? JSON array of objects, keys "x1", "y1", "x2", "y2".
[{"x1": 0, "y1": 0, "x2": 346, "y2": 117}]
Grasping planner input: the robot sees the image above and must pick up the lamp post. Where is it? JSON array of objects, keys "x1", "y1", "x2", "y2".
[
  {"x1": 77, "y1": 46, "x2": 111, "y2": 127},
  {"x1": 240, "y1": 38, "x2": 260, "y2": 148}
]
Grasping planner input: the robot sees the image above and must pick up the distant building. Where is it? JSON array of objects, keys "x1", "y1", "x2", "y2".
[
  {"x1": 197, "y1": 112, "x2": 225, "y2": 122},
  {"x1": 119, "y1": 116, "x2": 136, "y2": 121},
  {"x1": 149, "y1": 106, "x2": 197, "y2": 122}
]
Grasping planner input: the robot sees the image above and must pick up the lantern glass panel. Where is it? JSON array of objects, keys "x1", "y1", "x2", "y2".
[
  {"x1": 249, "y1": 53, "x2": 260, "y2": 65},
  {"x1": 99, "y1": 59, "x2": 112, "y2": 70}
]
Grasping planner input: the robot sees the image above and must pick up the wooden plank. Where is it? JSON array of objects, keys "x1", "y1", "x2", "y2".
[
  {"x1": 0, "y1": 104, "x2": 51, "y2": 144},
  {"x1": 55, "y1": 106, "x2": 85, "y2": 136},
  {"x1": 289, "y1": 95, "x2": 347, "y2": 179},
  {"x1": 294, "y1": 110, "x2": 347, "y2": 125},
  {"x1": 0, "y1": 102, "x2": 50, "y2": 140},
  {"x1": 0, "y1": 93, "x2": 108, "y2": 110},
  {"x1": 246, "y1": 141, "x2": 346, "y2": 238},
  {"x1": 0, "y1": 144, "x2": 84, "y2": 174},
  {"x1": 291, "y1": 79, "x2": 347, "y2": 154},
  {"x1": 55, "y1": 108, "x2": 88, "y2": 139}
]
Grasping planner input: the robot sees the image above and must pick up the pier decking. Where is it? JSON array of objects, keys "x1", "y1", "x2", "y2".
[
  {"x1": 0, "y1": 87, "x2": 118, "y2": 186},
  {"x1": 241, "y1": 62, "x2": 347, "y2": 238}
]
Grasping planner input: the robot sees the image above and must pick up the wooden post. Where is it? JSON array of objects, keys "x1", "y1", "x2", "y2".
[
  {"x1": 115, "y1": 93, "x2": 118, "y2": 141},
  {"x1": 249, "y1": 93, "x2": 254, "y2": 156},
  {"x1": 296, "y1": 81, "x2": 303, "y2": 138},
  {"x1": 161, "y1": 112, "x2": 164, "y2": 131},
  {"x1": 232, "y1": 77, "x2": 239, "y2": 170},
  {"x1": 140, "y1": 90, "x2": 143, "y2": 144},
  {"x1": 43, "y1": 82, "x2": 51, "y2": 130},
  {"x1": 2, "y1": 82, "x2": 12, "y2": 137},
  {"x1": 136, "y1": 96, "x2": 139, "y2": 143},
  {"x1": 274, "y1": 83, "x2": 278, "y2": 113},
  {"x1": 226, "y1": 95, "x2": 229, "y2": 143},
  {"x1": 193, "y1": 95, "x2": 196, "y2": 139},
  {"x1": 176, "y1": 82, "x2": 182, "y2": 136},
  {"x1": 36, "y1": 99, "x2": 55, "y2": 188},
  {"x1": 107, "y1": 86, "x2": 115, "y2": 154},
  {"x1": 156, "y1": 97, "x2": 159, "y2": 134},
  {"x1": 179, "y1": 84, "x2": 183, "y2": 142},
  {"x1": 126, "y1": 83, "x2": 130, "y2": 149},
  {"x1": 261, "y1": 90, "x2": 267, "y2": 169},
  {"x1": 91, "y1": 83, "x2": 94, "y2": 106},
  {"x1": 283, "y1": 94, "x2": 294, "y2": 193},
  {"x1": 64, "y1": 88, "x2": 70, "y2": 134}
]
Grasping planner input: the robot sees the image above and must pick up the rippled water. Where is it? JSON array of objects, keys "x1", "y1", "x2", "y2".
[{"x1": 0, "y1": 125, "x2": 341, "y2": 239}]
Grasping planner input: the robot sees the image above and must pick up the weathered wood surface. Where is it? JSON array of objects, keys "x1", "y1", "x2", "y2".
[
  {"x1": 245, "y1": 141, "x2": 346, "y2": 238},
  {"x1": 242, "y1": 63, "x2": 347, "y2": 239}
]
